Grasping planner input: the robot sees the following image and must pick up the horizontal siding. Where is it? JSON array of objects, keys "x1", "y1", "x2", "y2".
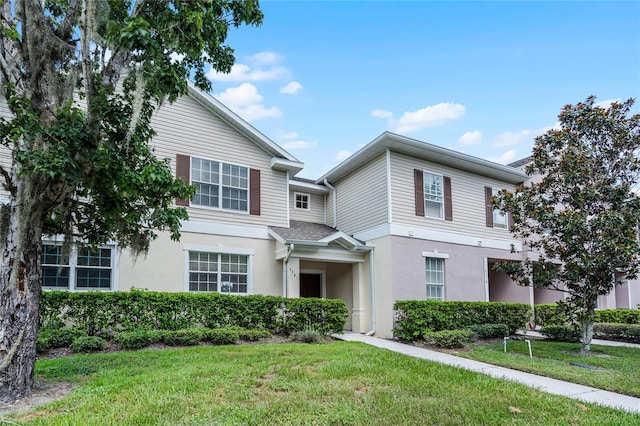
[
  {"x1": 0, "y1": 97, "x2": 12, "y2": 200},
  {"x1": 334, "y1": 153, "x2": 388, "y2": 234},
  {"x1": 391, "y1": 151, "x2": 519, "y2": 240},
  {"x1": 150, "y1": 94, "x2": 289, "y2": 227},
  {"x1": 289, "y1": 190, "x2": 325, "y2": 223}
]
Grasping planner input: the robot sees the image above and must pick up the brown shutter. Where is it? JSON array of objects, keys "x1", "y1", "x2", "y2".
[
  {"x1": 444, "y1": 176, "x2": 452, "y2": 221},
  {"x1": 249, "y1": 168, "x2": 261, "y2": 216},
  {"x1": 176, "y1": 154, "x2": 190, "y2": 206},
  {"x1": 414, "y1": 169, "x2": 424, "y2": 216},
  {"x1": 485, "y1": 186, "x2": 493, "y2": 227},
  {"x1": 508, "y1": 212, "x2": 514, "y2": 230}
]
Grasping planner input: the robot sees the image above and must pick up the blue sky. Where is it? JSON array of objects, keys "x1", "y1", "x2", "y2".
[{"x1": 206, "y1": 1, "x2": 640, "y2": 180}]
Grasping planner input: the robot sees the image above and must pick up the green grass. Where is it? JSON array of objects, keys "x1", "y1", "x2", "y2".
[
  {"x1": 457, "y1": 339, "x2": 640, "y2": 397},
  {"x1": 3, "y1": 342, "x2": 639, "y2": 425}
]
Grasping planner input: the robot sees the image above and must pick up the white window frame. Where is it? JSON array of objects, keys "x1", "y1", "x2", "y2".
[
  {"x1": 294, "y1": 192, "x2": 310, "y2": 211},
  {"x1": 423, "y1": 171, "x2": 444, "y2": 220},
  {"x1": 492, "y1": 188, "x2": 508, "y2": 229},
  {"x1": 183, "y1": 244, "x2": 253, "y2": 295},
  {"x1": 425, "y1": 257, "x2": 445, "y2": 300},
  {"x1": 42, "y1": 241, "x2": 118, "y2": 291},
  {"x1": 190, "y1": 156, "x2": 249, "y2": 213}
]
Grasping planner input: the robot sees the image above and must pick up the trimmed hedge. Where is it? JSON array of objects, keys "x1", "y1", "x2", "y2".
[
  {"x1": 539, "y1": 324, "x2": 581, "y2": 342},
  {"x1": 594, "y1": 309, "x2": 640, "y2": 325},
  {"x1": 593, "y1": 323, "x2": 640, "y2": 343},
  {"x1": 533, "y1": 304, "x2": 568, "y2": 327},
  {"x1": 40, "y1": 290, "x2": 348, "y2": 336},
  {"x1": 70, "y1": 336, "x2": 106, "y2": 353},
  {"x1": 393, "y1": 300, "x2": 531, "y2": 341},
  {"x1": 467, "y1": 324, "x2": 509, "y2": 339},
  {"x1": 423, "y1": 329, "x2": 475, "y2": 348}
]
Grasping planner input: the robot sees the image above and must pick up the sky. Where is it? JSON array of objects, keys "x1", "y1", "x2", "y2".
[{"x1": 205, "y1": 1, "x2": 640, "y2": 180}]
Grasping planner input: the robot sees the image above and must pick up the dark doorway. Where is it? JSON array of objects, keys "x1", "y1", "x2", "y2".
[{"x1": 300, "y1": 273, "x2": 322, "y2": 298}]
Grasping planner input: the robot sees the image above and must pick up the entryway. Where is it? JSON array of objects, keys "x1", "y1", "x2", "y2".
[{"x1": 300, "y1": 273, "x2": 322, "y2": 298}]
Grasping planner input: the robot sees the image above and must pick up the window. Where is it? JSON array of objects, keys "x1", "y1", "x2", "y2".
[
  {"x1": 424, "y1": 172, "x2": 444, "y2": 219},
  {"x1": 425, "y1": 257, "x2": 444, "y2": 300},
  {"x1": 42, "y1": 243, "x2": 114, "y2": 290},
  {"x1": 492, "y1": 188, "x2": 508, "y2": 229},
  {"x1": 294, "y1": 193, "x2": 310, "y2": 210},
  {"x1": 188, "y1": 251, "x2": 248, "y2": 294},
  {"x1": 191, "y1": 157, "x2": 248, "y2": 212}
]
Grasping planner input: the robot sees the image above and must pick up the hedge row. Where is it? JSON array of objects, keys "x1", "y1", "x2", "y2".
[
  {"x1": 534, "y1": 304, "x2": 640, "y2": 327},
  {"x1": 593, "y1": 323, "x2": 640, "y2": 343},
  {"x1": 40, "y1": 290, "x2": 348, "y2": 335},
  {"x1": 393, "y1": 300, "x2": 532, "y2": 341}
]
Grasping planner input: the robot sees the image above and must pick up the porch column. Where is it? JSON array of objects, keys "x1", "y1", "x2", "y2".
[
  {"x1": 286, "y1": 257, "x2": 300, "y2": 298},
  {"x1": 351, "y1": 262, "x2": 365, "y2": 333}
]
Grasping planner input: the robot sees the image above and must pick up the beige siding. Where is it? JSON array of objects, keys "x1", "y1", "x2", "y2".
[
  {"x1": 333, "y1": 153, "x2": 388, "y2": 234},
  {"x1": 390, "y1": 152, "x2": 518, "y2": 240},
  {"x1": 150, "y1": 94, "x2": 289, "y2": 227},
  {"x1": 0, "y1": 97, "x2": 12, "y2": 200},
  {"x1": 289, "y1": 190, "x2": 325, "y2": 223}
]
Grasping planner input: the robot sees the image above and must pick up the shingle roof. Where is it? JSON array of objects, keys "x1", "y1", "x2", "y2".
[
  {"x1": 508, "y1": 156, "x2": 532, "y2": 169},
  {"x1": 269, "y1": 220, "x2": 340, "y2": 242}
]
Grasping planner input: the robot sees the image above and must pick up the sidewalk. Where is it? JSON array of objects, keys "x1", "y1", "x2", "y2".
[{"x1": 332, "y1": 331, "x2": 640, "y2": 414}]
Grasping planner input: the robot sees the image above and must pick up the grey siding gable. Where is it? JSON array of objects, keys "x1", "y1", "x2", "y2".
[
  {"x1": 391, "y1": 152, "x2": 518, "y2": 239},
  {"x1": 150, "y1": 94, "x2": 289, "y2": 227},
  {"x1": 333, "y1": 153, "x2": 388, "y2": 234}
]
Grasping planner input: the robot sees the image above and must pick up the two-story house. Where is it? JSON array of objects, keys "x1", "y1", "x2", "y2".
[{"x1": 4, "y1": 83, "x2": 638, "y2": 337}]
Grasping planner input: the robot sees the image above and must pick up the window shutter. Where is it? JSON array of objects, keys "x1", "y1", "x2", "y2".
[
  {"x1": 444, "y1": 176, "x2": 452, "y2": 221},
  {"x1": 176, "y1": 154, "x2": 190, "y2": 206},
  {"x1": 414, "y1": 169, "x2": 424, "y2": 216},
  {"x1": 508, "y1": 212, "x2": 514, "y2": 230},
  {"x1": 249, "y1": 168, "x2": 261, "y2": 216},
  {"x1": 485, "y1": 186, "x2": 493, "y2": 227}
]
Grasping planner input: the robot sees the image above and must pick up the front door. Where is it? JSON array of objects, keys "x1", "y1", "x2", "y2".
[{"x1": 300, "y1": 273, "x2": 322, "y2": 298}]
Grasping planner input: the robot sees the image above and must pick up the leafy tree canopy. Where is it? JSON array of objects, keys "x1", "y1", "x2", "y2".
[{"x1": 494, "y1": 96, "x2": 640, "y2": 353}]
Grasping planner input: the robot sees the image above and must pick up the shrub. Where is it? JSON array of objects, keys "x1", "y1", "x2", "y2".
[
  {"x1": 393, "y1": 300, "x2": 531, "y2": 341},
  {"x1": 162, "y1": 328, "x2": 207, "y2": 346},
  {"x1": 466, "y1": 324, "x2": 509, "y2": 339},
  {"x1": 279, "y1": 298, "x2": 349, "y2": 334},
  {"x1": 230, "y1": 327, "x2": 272, "y2": 341},
  {"x1": 540, "y1": 324, "x2": 581, "y2": 342},
  {"x1": 37, "y1": 327, "x2": 86, "y2": 352},
  {"x1": 593, "y1": 323, "x2": 640, "y2": 343},
  {"x1": 594, "y1": 309, "x2": 640, "y2": 325},
  {"x1": 423, "y1": 329, "x2": 475, "y2": 348},
  {"x1": 289, "y1": 327, "x2": 328, "y2": 344},
  {"x1": 70, "y1": 336, "x2": 106, "y2": 353},
  {"x1": 115, "y1": 329, "x2": 165, "y2": 350},
  {"x1": 203, "y1": 328, "x2": 240, "y2": 345},
  {"x1": 533, "y1": 304, "x2": 568, "y2": 327}
]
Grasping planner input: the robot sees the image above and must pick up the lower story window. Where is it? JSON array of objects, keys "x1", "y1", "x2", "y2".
[
  {"x1": 188, "y1": 251, "x2": 248, "y2": 294},
  {"x1": 42, "y1": 243, "x2": 114, "y2": 290},
  {"x1": 425, "y1": 257, "x2": 444, "y2": 300}
]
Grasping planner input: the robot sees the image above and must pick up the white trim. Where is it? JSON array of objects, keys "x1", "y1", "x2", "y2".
[
  {"x1": 300, "y1": 269, "x2": 326, "y2": 298},
  {"x1": 421, "y1": 251, "x2": 449, "y2": 259},
  {"x1": 180, "y1": 220, "x2": 270, "y2": 239},
  {"x1": 182, "y1": 244, "x2": 255, "y2": 256},
  {"x1": 353, "y1": 223, "x2": 522, "y2": 251},
  {"x1": 422, "y1": 170, "x2": 445, "y2": 220},
  {"x1": 293, "y1": 192, "x2": 311, "y2": 211},
  {"x1": 286, "y1": 172, "x2": 290, "y2": 226},
  {"x1": 289, "y1": 179, "x2": 330, "y2": 194},
  {"x1": 270, "y1": 157, "x2": 304, "y2": 174},
  {"x1": 386, "y1": 149, "x2": 393, "y2": 224},
  {"x1": 483, "y1": 257, "x2": 489, "y2": 302}
]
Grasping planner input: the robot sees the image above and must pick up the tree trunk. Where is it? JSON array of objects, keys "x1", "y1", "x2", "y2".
[
  {"x1": 580, "y1": 301, "x2": 596, "y2": 356},
  {"x1": 0, "y1": 176, "x2": 44, "y2": 403}
]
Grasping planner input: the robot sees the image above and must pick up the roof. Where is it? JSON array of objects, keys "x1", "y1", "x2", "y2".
[
  {"x1": 268, "y1": 220, "x2": 368, "y2": 250},
  {"x1": 317, "y1": 131, "x2": 528, "y2": 185},
  {"x1": 186, "y1": 81, "x2": 304, "y2": 175},
  {"x1": 508, "y1": 156, "x2": 532, "y2": 169}
]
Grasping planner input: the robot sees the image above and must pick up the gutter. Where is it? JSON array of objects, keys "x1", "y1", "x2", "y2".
[
  {"x1": 323, "y1": 179, "x2": 337, "y2": 228},
  {"x1": 282, "y1": 243, "x2": 294, "y2": 297}
]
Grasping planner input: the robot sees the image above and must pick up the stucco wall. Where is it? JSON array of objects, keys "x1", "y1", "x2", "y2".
[{"x1": 488, "y1": 267, "x2": 531, "y2": 304}]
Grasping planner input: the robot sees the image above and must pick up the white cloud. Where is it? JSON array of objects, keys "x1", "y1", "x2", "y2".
[
  {"x1": 169, "y1": 52, "x2": 184, "y2": 64},
  {"x1": 281, "y1": 140, "x2": 317, "y2": 150},
  {"x1": 392, "y1": 103, "x2": 465, "y2": 134},
  {"x1": 371, "y1": 109, "x2": 393, "y2": 119},
  {"x1": 281, "y1": 81, "x2": 303, "y2": 95},
  {"x1": 486, "y1": 150, "x2": 517, "y2": 165},
  {"x1": 247, "y1": 51, "x2": 281, "y2": 65},
  {"x1": 278, "y1": 131, "x2": 299, "y2": 140},
  {"x1": 493, "y1": 129, "x2": 531, "y2": 148},
  {"x1": 206, "y1": 63, "x2": 289, "y2": 82},
  {"x1": 214, "y1": 83, "x2": 282, "y2": 121},
  {"x1": 594, "y1": 98, "x2": 620, "y2": 109},
  {"x1": 336, "y1": 150, "x2": 351, "y2": 161},
  {"x1": 458, "y1": 130, "x2": 482, "y2": 146}
]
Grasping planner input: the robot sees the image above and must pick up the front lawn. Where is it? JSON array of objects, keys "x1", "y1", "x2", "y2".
[
  {"x1": 456, "y1": 339, "x2": 640, "y2": 397},
  {"x1": 3, "y1": 342, "x2": 638, "y2": 425}
]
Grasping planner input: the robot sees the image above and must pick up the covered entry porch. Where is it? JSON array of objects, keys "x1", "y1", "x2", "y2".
[{"x1": 269, "y1": 221, "x2": 374, "y2": 332}]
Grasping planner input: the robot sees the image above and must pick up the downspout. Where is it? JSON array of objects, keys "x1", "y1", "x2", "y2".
[
  {"x1": 323, "y1": 179, "x2": 337, "y2": 228},
  {"x1": 282, "y1": 243, "x2": 294, "y2": 297},
  {"x1": 365, "y1": 249, "x2": 376, "y2": 336}
]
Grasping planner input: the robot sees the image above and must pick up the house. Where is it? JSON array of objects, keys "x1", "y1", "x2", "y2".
[{"x1": 3, "y1": 84, "x2": 638, "y2": 337}]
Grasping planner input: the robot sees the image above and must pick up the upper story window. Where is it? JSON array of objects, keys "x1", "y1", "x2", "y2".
[
  {"x1": 188, "y1": 251, "x2": 248, "y2": 294},
  {"x1": 414, "y1": 169, "x2": 453, "y2": 221},
  {"x1": 191, "y1": 157, "x2": 248, "y2": 212},
  {"x1": 42, "y1": 243, "x2": 115, "y2": 290},
  {"x1": 294, "y1": 192, "x2": 310, "y2": 210},
  {"x1": 492, "y1": 188, "x2": 508, "y2": 229},
  {"x1": 485, "y1": 186, "x2": 509, "y2": 229}
]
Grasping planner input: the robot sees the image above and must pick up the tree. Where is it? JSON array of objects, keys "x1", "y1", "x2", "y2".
[
  {"x1": 0, "y1": 0, "x2": 263, "y2": 402},
  {"x1": 493, "y1": 96, "x2": 640, "y2": 355}
]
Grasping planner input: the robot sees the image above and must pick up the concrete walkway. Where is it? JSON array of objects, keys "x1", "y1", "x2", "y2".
[{"x1": 332, "y1": 332, "x2": 640, "y2": 414}]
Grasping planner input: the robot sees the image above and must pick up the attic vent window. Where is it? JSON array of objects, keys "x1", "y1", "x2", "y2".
[{"x1": 295, "y1": 193, "x2": 310, "y2": 210}]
